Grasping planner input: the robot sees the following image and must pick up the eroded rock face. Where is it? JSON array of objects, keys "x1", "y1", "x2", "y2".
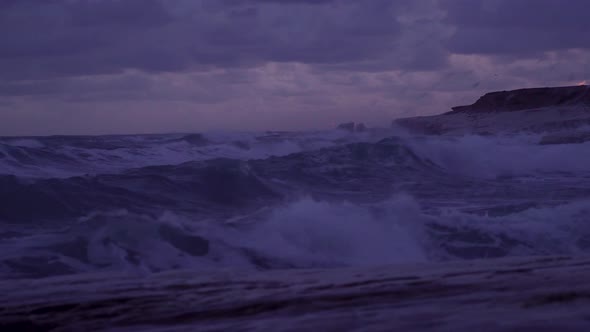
[
  {"x1": 393, "y1": 85, "x2": 590, "y2": 136},
  {"x1": 448, "y1": 85, "x2": 590, "y2": 114}
]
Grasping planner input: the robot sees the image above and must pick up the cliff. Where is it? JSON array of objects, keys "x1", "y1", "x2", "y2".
[
  {"x1": 448, "y1": 85, "x2": 590, "y2": 114},
  {"x1": 394, "y1": 85, "x2": 590, "y2": 137}
]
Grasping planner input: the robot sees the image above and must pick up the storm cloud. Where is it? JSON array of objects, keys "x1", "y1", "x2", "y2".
[
  {"x1": 443, "y1": 0, "x2": 590, "y2": 55},
  {"x1": 0, "y1": 0, "x2": 589, "y2": 135},
  {"x1": 0, "y1": 0, "x2": 419, "y2": 80}
]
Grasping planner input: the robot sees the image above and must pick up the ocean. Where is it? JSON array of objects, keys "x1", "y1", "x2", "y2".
[{"x1": 2, "y1": 128, "x2": 589, "y2": 280}]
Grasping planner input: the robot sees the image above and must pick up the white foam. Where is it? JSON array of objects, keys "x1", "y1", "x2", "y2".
[
  {"x1": 0, "y1": 130, "x2": 381, "y2": 178},
  {"x1": 234, "y1": 195, "x2": 429, "y2": 267},
  {"x1": 406, "y1": 133, "x2": 590, "y2": 178}
]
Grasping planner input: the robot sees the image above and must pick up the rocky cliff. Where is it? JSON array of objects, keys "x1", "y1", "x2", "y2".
[
  {"x1": 448, "y1": 85, "x2": 590, "y2": 114},
  {"x1": 394, "y1": 85, "x2": 590, "y2": 137}
]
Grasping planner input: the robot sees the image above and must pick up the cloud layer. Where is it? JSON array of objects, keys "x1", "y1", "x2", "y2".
[{"x1": 1, "y1": 0, "x2": 589, "y2": 135}]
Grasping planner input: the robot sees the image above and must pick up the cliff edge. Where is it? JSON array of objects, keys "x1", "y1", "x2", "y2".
[
  {"x1": 448, "y1": 85, "x2": 590, "y2": 114},
  {"x1": 394, "y1": 85, "x2": 590, "y2": 137}
]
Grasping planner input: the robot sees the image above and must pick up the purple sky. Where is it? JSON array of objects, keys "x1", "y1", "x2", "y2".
[{"x1": 1, "y1": 0, "x2": 589, "y2": 136}]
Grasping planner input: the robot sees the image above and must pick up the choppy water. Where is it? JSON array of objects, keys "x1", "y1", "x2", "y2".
[{"x1": 1, "y1": 129, "x2": 590, "y2": 279}]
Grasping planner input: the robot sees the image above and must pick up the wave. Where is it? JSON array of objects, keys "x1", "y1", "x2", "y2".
[
  {"x1": 0, "y1": 136, "x2": 441, "y2": 224},
  {"x1": 0, "y1": 130, "x2": 390, "y2": 178},
  {"x1": 2, "y1": 195, "x2": 589, "y2": 279},
  {"x1": 4, "y1": 130, "x2": 590, "y2": 180},
  {"x1": 0, "y1": 158, "x2": 281, "y2": 223},
  {"x1": 406, "y1": 133, "x2": 590, "y2": 178},
  {"x1": 427, "y1": 199, "x2": 590, "y2": 259},
  {"x1": 2, "y1": 130, "x2": 590, "y2": 279},
  {"x1": 0, "y1": 195, "x2": 429, "y2": 278}
]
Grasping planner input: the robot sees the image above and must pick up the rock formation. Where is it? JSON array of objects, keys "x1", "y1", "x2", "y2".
[
  {"x1": 448, "y1": 85, "x2": 590, "y2": 114},
  {"x1": 394, "y1": 85, "x2": 590, "y2": 136},
  {"x1": 355, "y1": 122, "x2": 367, "y2": 132},
  {"x1": 336, "y1": 122, "x2": 355, "y2": 132},
  {"x1": 336, "y1": 122, "x2": 368, "y2": 133}
]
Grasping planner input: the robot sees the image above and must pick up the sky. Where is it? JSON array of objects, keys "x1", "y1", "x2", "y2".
[{"x1": 1, "y1": 0, "x2": 589, "y2": 136}]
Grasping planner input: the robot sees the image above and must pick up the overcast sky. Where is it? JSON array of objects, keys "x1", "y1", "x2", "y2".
[{"x1": 1, "y1": 0, "x2": 589, "y2": 136}]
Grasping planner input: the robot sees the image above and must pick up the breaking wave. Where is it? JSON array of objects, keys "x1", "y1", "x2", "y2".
[
  {"x1": 1, "y1": 194, "x2": 590, "y2": 279},
  {"x1": 408, "y1": 134, "x2": 590, "y2": 178},
  {"x1": 1, "y1": 129, "x2": 590, "y2": 278}
]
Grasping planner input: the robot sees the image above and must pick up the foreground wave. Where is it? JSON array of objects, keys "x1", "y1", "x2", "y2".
[{"x1": 1, "y1": 129, "x2": 590, "y2": 278}]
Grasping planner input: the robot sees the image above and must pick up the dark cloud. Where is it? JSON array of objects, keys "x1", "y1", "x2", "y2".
[
  {"x1": 0, "y1": 0, "x2": 179, "y2": 80},
  {"x1": 442, "y1": 0, "x2": 590, "y2": 55},
  {"x1": 5, "y1": 0, "x2": 589, "y2": 136},
  {"x1": 225, "y1": 0, "x2": 336, "y2": 4},
  {"x1": 0, "y1": 0, "x2": 428, "y2": 82},
  {"x1": 0, "y1": 70, "x2": 245, "y2": 104}
]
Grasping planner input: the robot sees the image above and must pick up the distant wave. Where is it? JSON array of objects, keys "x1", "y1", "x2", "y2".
[{"x1": 0, "y1": 130, "x2": 385, "y2": 178}]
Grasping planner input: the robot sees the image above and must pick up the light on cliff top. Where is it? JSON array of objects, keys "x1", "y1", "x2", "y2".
[{"x1": 578, "y1": 80, "x2": 587, "y2": 86}]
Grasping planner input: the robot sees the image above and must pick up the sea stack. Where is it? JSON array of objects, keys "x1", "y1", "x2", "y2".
[
  {"x1": 336, "y1": 122, "x2": 354, "y2": 132},
  {"x1": 336, "y1": 122, "x2": 368, "y2": 133}
]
